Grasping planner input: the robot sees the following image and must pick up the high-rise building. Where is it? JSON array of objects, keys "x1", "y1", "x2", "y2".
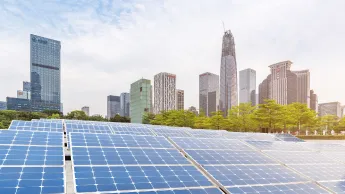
[
  {"x1": 188, "y1": 106, "x2": 198, "y2": 115},
  {"x1": 293, "y1": 70, "x2": 310, "y2": 107},
  {"x1": 239, "y1": 68, "x2": 256, "y2": 106},
  {"x1": 154, "y1": 72, "x2": 176, "y2": 114},
  {"x1": 319, "y1": 102, "x2": 343, "y2": 118},
  {"x1": 0, "y1": 101, "x2": 6, "y2": 110},
  {"x1": 120, "y1": 93, "x2": 130, "y2": 117},
  {"x1": 310, "y1": 90, "x2": 318, "y2": 113},
  {"x1": 23, "y1": 81, "x2": 31, "y2": 92},
  {"x1": 6, "y1": 97, "x2": 31, "y2": 111},
  {"x1": 220, "y1": 30, "x2": 238, "y2": 116},
  {"x1": 107, "y1": 95, "x2": 120, "y2": 119},
  {"x1": 258, "y1": 74, "x2": 271, "y2": 104},
  {"x1": 199, "y1": 72, "x2": 219, "y2": 116},
  {"x1": 176, "y1": 89, "x2": 184, "y2": 110},
  {"x1": 130, "y1": 78, "x2": 153, "y2": 123},
  {"x1": 81, "y1": 106, "x2": 90, "y2": 116},
  {"x1": 17, "y1": 90, "x2": 30, "y2": 99},
  {"x1": 30, "y1": 34, "x2": 61, "y2": 112}
]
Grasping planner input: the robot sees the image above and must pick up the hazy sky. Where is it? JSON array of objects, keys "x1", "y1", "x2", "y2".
[{"x1": 1, "y1": 0, "x2": 345, "y2": 116}]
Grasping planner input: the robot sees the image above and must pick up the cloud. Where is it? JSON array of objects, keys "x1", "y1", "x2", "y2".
[{"x1": 0, "y1": 0, "x2": 345, "y2": 116}]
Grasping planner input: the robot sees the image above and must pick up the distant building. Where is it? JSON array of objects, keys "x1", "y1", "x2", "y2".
[
  {"x1": 154, "y1": 72, "x2": 176, "y2": 114},
  {"x1": 6, "y1": 97, "x2": 31, "y2": 111},
  {"x1": 293, "y1": 70, "x2": 310, "y2": 107},
  {"x1": 30, "y1": 34, "x2": 61, "y2": 112},
  {"x1": 130, "y1": 78, "x2": 153, "y2": 123},
  {"x1": 310, "y1": 90, "x2": 318, "y2": 113},
  {"x1": 0, "y1": 101, "x2": 6, "y2": 110},
  {"x1": 107, "y1": 95, "x2": 120, "y2": 119},
  {"x1": 199, "y1": 72, "x2": 219, "y2": 116},
  {"x1": 239, "y1": 68, "x2": 256, "y2": 106},
  {"x1": 188, "y1": 106, "x2": 198, "y2": 115},
  {"x1": 120, "y1": 93, "x2": 130, "y2": 117},
  {"x1": 176, "y1": 89, "x2": 184, "y2": 110},
  {"x1": 319, "y1": 102, "x2": 343, "y2": 118},
  {"x1": 81, "y1": 106, "x2": 90, "y2": 116},
  {"x1": 23, "y1": 81, "x2": 31, "y2": 92},
  {"x1": 220, "y1": 30, "x2": 238, "y2": 116}
]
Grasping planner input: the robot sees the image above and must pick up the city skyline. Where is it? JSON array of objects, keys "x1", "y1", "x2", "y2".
[{"x1": 1, "y1": 1, "x2": 345, "y2": 115}]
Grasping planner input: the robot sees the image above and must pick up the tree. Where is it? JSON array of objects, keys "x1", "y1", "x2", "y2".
[
  {"x1": 228, "y1": 103, "x2": 258, "y2": 132},
  {"x1": 110, "y1": 114, "x2": 130, "y2": 123},
  {"x1": 88, "y1": 115, "x2": 107, "y2": 121},
  {"x1": 288, "y1": 103, "x2": 316, "y2": 132},
  {"x1": 43, "y1": 110, "x2": 63, "y2": 117},
  {"x1": 193, "y1": 111, "x2": 210, "y2": 129},
  {"x1": 209, "y1": 111, "x2": 226, "y2": 130},
  {"x1": 254, "y1": 99, "x2": 283, "y2": 133},
  {"x1": 48, "y1": 113, "x2": 60, "y2": 119},
  {"x1": 336, "y1": 117, "x2": 345, "y2": 132},
  {"x1": 65, "y1": 110, "x2": 88, "y2": 120},
  {"x1": 142, "y1": 112, "x2": 155, "y2": 124},
  {"x1": 277, "y1": 106, "x2": 294, "y2": 132},
  {"x1": 321, "y1": 115, "x2": 339, "y2": 133}
]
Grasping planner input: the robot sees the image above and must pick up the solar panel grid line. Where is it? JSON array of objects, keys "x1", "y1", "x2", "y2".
[{"x1": 106, "y1": 187, "x2": 224, "y2": 194}]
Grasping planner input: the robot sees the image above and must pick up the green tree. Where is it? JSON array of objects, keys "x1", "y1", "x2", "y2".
[
  {"x1": 0, "y1": 122, "x2": 5, "y2": 129},
  {"x1": 142, "y1": 112, "x2": 155, "y2": 124},
  {"x1": 228, "y1": 103, "x2": 258, "y2": 132},
  {"x1": 254, "y1": 99, "x2": 283, "y2": 132},
  {"x1": 65, "y1": 110, "x2": 88, "y2": 120},
  {"x1": 48, "y1": 113, "x2": 60, "y2": 119},
  {"x1": 277, "y1": 106, "x2": 294, "y2": 132},
  {"x1": 42, "y1": 110, "x2": 63, "y2": 117},
  {"x1": 110, "y1": 114, "x2": 130, "y2": 123},
  {"x1": 88, "y1": 115, "x2": 107, "y2": 121},
  {"x1": 336, "y1": 117, "x2": 345, "y2": 132},
  {"x1": 288, "y1": 103, "x2": 316, "y2": 132},
  {"x1": 321, "y1": 115, "x2": 339, "y2": 133},
  {"x1": 193, "y1": 111, "x2": 211, "y2": 129},
  {"x1": 209, "y1": 111, "x2": 226, "y2": 130}
]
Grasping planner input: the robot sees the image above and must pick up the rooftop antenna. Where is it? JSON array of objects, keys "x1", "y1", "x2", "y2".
[{"x1": 222, "y1": 21, "x2": 226, "y2": 33}]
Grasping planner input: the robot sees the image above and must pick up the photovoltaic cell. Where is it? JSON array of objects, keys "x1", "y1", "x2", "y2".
[
  {"x1": 246, "y1": 140, "x2": 310, "y2": 151},
  {"x1": 0, "y1": 130, "x2": 63, "y2": 147},
  {"x1": 185, "y1": 150, "x2": 277, "y2": 165},
  {"x1": 222, "y1": 132, "x2": 249, "y2": 140},
  {"x1": 275, "y1": 134, "x2": 304, "y2": 142},
  {"x1": 171, "y1": 137, "x2": 252, "y2": 150},
  {"x1": 264, "y1": 151, "x2": 338, "y2": 164},
  {"x1": 300, "y1": 142, "x2": 345, "y2": 152},
  {"x1": 203, "y1": 164, "x2": 307, "y2": 187},
  {"x1": 320, "y1": 181, "x2": 345, "y2": 194},
  {"x1": 9, "y1": 120, "x2": 63, "y2": 132},
  {"x1": 65, "y1": 123, "x2": 112, "y2": 134},
  {"x1": 188, "y1": 130, "x2": 225, "y2": 138},
  {"x1": 0, "y1": 167, "x2": 65, "y2": 194},
  {"x1": 246, "y1": 133, "x2": 280, "y2": 141},
  {"x1": 321, "y1": 152, "x2": 345, "y2": 163},
  {"x1": 111, "y1": 126, "x2": 155, "y2": 136},
  {"x1": 227, "y1": 182, "x2": 328, "y2": 194},
  {"x1": 152, "y1": 128, "x2": 192, "y2": 138},
  {"x1": 289, "y1": 164, "x2": 345, "y2": 181},
  {"x1": 74, "y1": 165, "x2": 213, "y2": 193},
  {"x1": 72, "y1": 147, "x2": 190, "y2": 165},
  {"x1": 119, "y1": 188, "x2": 223, "y2": 194}
]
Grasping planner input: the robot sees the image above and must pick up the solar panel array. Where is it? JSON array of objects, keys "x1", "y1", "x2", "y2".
[{"x1": 3, "y1": 118, "x2": 345, "y2": 193}]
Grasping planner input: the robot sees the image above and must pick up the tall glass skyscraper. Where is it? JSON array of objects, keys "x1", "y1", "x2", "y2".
[
  {"x1": 30, "y1": 34, "x2": 61, "y2": 112},
  {"x1": 130, "y1": 78, "x2": 152, "y2": 123},
  {"x1": 220, "y1": 30, "x2": 238, "y2": 116}
]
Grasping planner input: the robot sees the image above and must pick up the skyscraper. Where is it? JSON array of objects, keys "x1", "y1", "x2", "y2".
[
  {"x1": 120, "y1": 92, "x2": 130, "y2": 117},
  {"x1": 107, "y1": 95, "x2": 120, "y2": 119},
  {"x1": 154, "y1": 72, "x2": 176, "y2": 114},
  {"x1": 81, "y1": 106, "x2": 90, "y2": 116},
  {"x1": 258, "y1": 74, "x2": 271, "y2": 104},
  {"x1": 293, "y1": 70, "x2": 310, "y2": 107},
  {"x1": 199, "y1": 72, "x2": 219, "y2": 116},
  {"x1": 0, "y1": 101, "x2": 6, "y2": 110},
  {"x1": 30, "y1": 34, "x2": 61, "y2": 112},
  {"x1": 310, "y1": 90, "x2": 318, "y2": 113},
  {"x1": 23, "y1": 81, "x2": 31, "y2": 92},
  {"x1": 220, "y1": 30, "x2": 238, "y2": 116},
  {"x1": 176, "y1": 89, "x2": 184, "y2": 110},
  {"x1": 130, "y1": 78, "x2": 152, "y2": 123},
  {"x1": 319, "y1": 102, "x2": 343, "y2": 118},
  {"x1": 239, "y1": 68, "x2": 256, "y2": 106}
]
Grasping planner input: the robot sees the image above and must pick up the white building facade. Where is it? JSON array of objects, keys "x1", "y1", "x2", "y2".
[{"x1": 154, "y1": 72, "x2": 176, "y2": 114}]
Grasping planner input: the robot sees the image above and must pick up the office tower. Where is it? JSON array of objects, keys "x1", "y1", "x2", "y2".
[
  {"x1": 310, "y1": 90, "x2": 318, "y2": 113},
  {"x1": 81, "y1": 106, "x2": 90, "y2": 116},
  {"x1": 176, "y1": 89, "x2": 184, "y2": 110},
  {"x1": 199, "y1": 72, "x2": 219, "y2": 116},
  {"x1": 130, "y1": 78, "x2": 152, "y2": 123},
  {"x1": 154, "y1": 72, "x2": 176, "y2": 114},
  {"x1": 293, "y1": 70, "x2": 310, "y2": 107},
  {"x1": 17, "y1": 90, "x2": 30, "y2": 99},
  {"x1": 258, "y1": 74, "x2": 272, "y2": 104},
  {"x1": 188, "y1": 106, "x2": 198, "y2": 115},
  {"x1": 6, "y1": 97, "x2": 30, "y2": 111},
  {"x1": 23, "y1": 81, "x2": 31, "y2": 92},
  {"x1": 107, "y1": 95, "x2": 120, "y2": 119},
  {"x1": 30, "y1": 34, "x2": 61, "y2": 112},
  {"x1": 0, "y1": 101, "x2": 6, "y2": 110},
  {"x1": 220, "y1": 30, "x2": 238, "y2": 116},
  {"x1": 120, "y1": 92, "x2": 130, "y2": 117},
  {"x1": 239, "y1": 68, "x2": 256, "y2": 106},
  {"x1": 319, "y1": 102, "x2": 343, "y2": 118}
]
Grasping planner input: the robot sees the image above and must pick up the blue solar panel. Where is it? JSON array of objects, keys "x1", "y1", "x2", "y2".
[
  {"x1": 0, "y1": 130, "x2": 63, "y2": 147},
  {"x1": 0, "y1": 167, "x2": 64, "y2": 194},
  {"x1": 185, "y1": 150, "x2": 277, "y2": 165},
  {"x1": 151, "y1": 128, "x2": 192, "y2": 137},
  {"x1": 320, "y1": 181, "x2": 345, "y2": 194},
  {"x1": 118, "y1": 188, "x2": 223, "y2": 194},
  {"x1": 72, "y1": 147, "x2": 190, "y2": 165},
  {"x1": 264, "y1": 151, "x2": 338, "y2": 164},
  {"x1": 74, "y1": 165, "x2": 213, "y2": 193},
  {"x1": 111, "y1": 125, "x2": 155, "y2": 136},
  {"x1": 70, "y1": 133, "x2": 174, "y2": 148},
  {"x1": 9, "y1": 120, "x2": 63, "y2": 132},
  {"x1": 290, "y1": 164, "x2": 345, "y2": 181},
  {"x1": 275, "y1": 134, "x2": 304, "y2": 142},
  {"x1": 0, "y1": 145, "x2": 64, "y2": 166},
  {"x1": 245, "y1": 133, "x2": 280, "y2": 141},
  {"x1": 171, "y1": 137, "x2": 252, "y2": 150},
  {"x1": 246, "y1": 140, "x2": 310, "y2": 151},
  {"x1": 188, "y1": 130, "x2": 225, "y2": 138},
  {"x1": 227, "y1": 182, "x2": 328, "y2": 194},
  {"x1": 301, "y1": 142, "x2": 345, "y2": 152},
  {"x1": 321, "y1": 152, "x2": 345, "y2": 163},
  {"x1": 203, "y1": 164, "x2": 307, "y2": 187},
  {"x1": 66, "y1": 123, "x2": 112, "y2": 134}
]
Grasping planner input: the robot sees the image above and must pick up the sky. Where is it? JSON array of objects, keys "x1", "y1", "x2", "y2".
[{"x1": 0, "y1": 0, "x2": 345, "y2": 116}]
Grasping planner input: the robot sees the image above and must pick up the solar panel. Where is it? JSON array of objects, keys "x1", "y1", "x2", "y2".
[
  {"x1": 300, "y1": 142, "x2": 345, "y2": 152},
  {"x1": 275, "y1": 134, "x2": 304, "y2": 142},
  {"x1": 171, "y1": 137, "x2": 252, "y2": 150},
  {"x1": 117, "y1": 188, "x2": 223, "y2": 194},
  {"x1": 111, "y1": 125, "x2": 155, "y2": 136},
  {"x1": 70, "y1": 133, "x2": 174, "y2": 148},
  {"x1": 246, "y1": 140, "x2": 310, "y2": 151},
  {"x1": 65, "y1": 123, "x2": 112, "y2": 134},
  {"x1": 188, "y1": 129, "x2": 225, "y2": 138},
  {"x1": 289, "y1": 164, "x2": 345, "y2": 181},
  {"x1": 203, "y1": 164, "x2": 307, "y2": 187},
  {"x1": 72, "y1": 147, "x2": 190, "y2": 165},
  {"x1": 0, "y1": 130, "x2": 63, "y2": 147},
  {"x1": 9, "y1": 120, "x2": 63, "y2": 132},
  {"x1": 264, "y1": 151, "x2": 338, "y2": 164},
  {"x1": 320, "y1": 152, "x2": 345, "y2": 163},
  {"x1": 246, "y1": 133, "x2": 280, "y2": 141},
  {"x1": 221, "y1": 132, "x2": 249, "y2": 140},
  {"x1": 319, "y1": 181, "x2": 345, "y2": 194},
  {"x1": 0, "y1": 167, "x2": 65, "y2": 194},
  {"x1": 227, "y1": 182, "x2": 329, "y2": 194},
  {"x1": 74, "y1": 165, "x2": 213, "y2": 193},
  {"x1": 151, "y1": 128, "x2": 192, "y2": 137},
  {"x1": 185, "y1": 150, "x2": 277, "y2": 165}
]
